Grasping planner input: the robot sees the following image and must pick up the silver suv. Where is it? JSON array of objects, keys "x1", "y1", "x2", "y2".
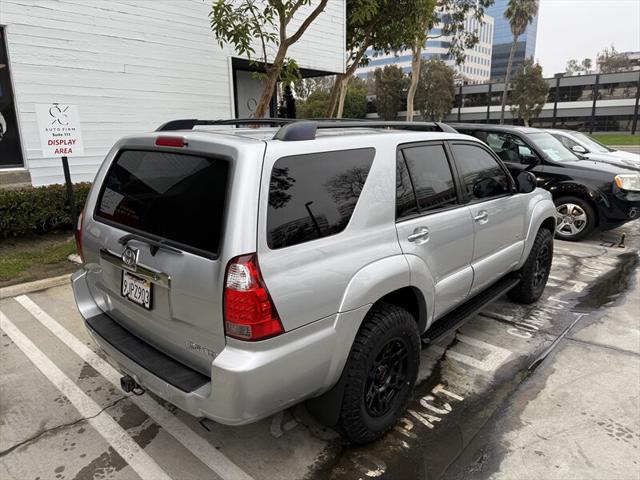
[{"x1": 72, "y1": 119, "x2": 556, "y2": 444}]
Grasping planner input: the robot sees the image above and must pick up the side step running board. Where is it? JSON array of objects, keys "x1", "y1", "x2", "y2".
[{"x1": 422, "y1": 274, "x2": 521, "y2": 344}]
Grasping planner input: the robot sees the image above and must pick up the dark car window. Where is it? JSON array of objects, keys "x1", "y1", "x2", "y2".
[
  {"x1": 399, "y1": 145, "x2": 458, "y2": 216},
  {"x1": 483, "y1": 132, "x2": 535, "y2": 165},
  {"x1": 267, "y1": 148, "x2": 375, "y2": 249},
  {"x1": 396, "y1": 151, "x2": 420, "y2": 220},
  {"x1": 96, "y1": 150, "x2": 229, "y2": 257},
  {"x1": 451, "y1": 143, "x2": 510, "y2": 201}
]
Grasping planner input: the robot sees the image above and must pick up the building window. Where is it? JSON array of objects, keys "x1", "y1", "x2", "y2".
[
  {"x1": 0, "y1": 26, "x2": 24, "y2": 168},
  {"x1": 598, "y1": 82, "x2": 638, "y2": 100}
]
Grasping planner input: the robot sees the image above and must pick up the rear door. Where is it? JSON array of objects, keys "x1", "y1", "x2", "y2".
[
  {"x1": 85, "y1": 149, "x2": 231, "y2": 374},
  {"x1": 448, "y1": 142, "x2": 526, "y2": 296},
  {"x1": 395, "y1": 142, "x2": 475, "y2": 320}
]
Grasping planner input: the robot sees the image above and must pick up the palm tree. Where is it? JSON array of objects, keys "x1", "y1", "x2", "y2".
[{"x1": 499, "y1": 0, "x2": 538, "y2": 124}]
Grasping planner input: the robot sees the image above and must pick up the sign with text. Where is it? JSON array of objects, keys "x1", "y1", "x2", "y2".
[{"x1": 36, "y1": 103, "x2": 84, "y2": 157}]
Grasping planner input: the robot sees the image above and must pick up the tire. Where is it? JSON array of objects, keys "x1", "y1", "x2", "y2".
[
  {"x1": 338, "y1": 303, "x2": 420, "y2": 444},
  {"x1": 508, "y1": 228, "x2": 554, "y2": 304},
  {"x1": 554, "y1": 195, "x2": 596, "y2": 241}
]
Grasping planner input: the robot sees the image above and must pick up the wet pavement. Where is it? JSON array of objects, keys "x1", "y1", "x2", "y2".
[{"x1": 1, "y1": 220, "x2": 639, "y2": 480}]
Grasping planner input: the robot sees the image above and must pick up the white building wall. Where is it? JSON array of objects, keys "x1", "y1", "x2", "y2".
[{"x1": 0, "y1": 0, "x2": 345, "y2": 186}]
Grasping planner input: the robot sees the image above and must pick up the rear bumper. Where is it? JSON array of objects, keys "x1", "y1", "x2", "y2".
[{"x1": 72, "y1": 269, "x2": 366, "y2": 425}]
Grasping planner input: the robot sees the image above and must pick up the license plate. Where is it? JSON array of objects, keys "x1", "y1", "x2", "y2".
[{"x1": 121, "y1": 271, "x2": 152, "y2": 310}]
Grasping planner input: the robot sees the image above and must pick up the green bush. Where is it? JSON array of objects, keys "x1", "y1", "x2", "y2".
[{"x1": 0, "y1": 183, "x2": 91, "y2": 238}]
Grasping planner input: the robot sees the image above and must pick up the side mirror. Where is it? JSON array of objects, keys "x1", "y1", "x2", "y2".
[
  {"x1": 516, "y1": 171, "x2": 537, "y2": 194},
  {"x1": 522, "y1": 154, "x2": 538, "y2": 165},
  {"x1": 571, "y1": 145, "x2": 588, "y2": 154}
]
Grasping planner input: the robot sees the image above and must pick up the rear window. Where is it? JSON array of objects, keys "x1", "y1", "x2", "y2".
[
  {"x1": 95, "y1": 150, "x2": 228, "y2": 257},
  {"x1": 267, "y1": 148, "x2": 375, "y2": 249}
]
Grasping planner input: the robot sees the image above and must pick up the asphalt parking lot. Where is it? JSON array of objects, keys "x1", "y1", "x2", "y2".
[{"x1": 1, "y1": 220, "x2": 639, "y2": 480}]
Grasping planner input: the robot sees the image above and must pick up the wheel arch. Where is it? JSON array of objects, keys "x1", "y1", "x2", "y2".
[
  {"x1": 517, "y1": 195, "x2": 557, "y2": 270},
  {"x1": 308, "y1": 262, "x2": 427, "y2": 427}
]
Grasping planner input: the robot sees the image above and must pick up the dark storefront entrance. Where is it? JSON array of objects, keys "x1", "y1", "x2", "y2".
[{"x1": 0, "y1": 26, "x2": 24, "y2": 168}]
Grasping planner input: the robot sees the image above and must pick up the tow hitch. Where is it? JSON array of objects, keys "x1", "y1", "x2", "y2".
[{"x1": 120, "y1": 375, "x2": 145, "y2": 395}]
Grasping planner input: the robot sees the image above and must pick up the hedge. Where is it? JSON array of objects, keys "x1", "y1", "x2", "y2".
[{"x1": 0, "y1": 183, "x2": 91, "y2": 238}]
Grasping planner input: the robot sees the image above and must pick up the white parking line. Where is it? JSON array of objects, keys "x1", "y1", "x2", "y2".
[
  {"x1": 13, "y1": 295, "x2": 254, "y2": 480},
  {"x1": 430, "y1": 334, "x2": 512, "y2": 372},
  {"x1": 0, "y1": 311, "x2": 173, "y2": 480}
]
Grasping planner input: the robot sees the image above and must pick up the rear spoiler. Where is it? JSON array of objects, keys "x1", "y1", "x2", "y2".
[{"x1": 156, "y1": 118, "x2": 458, "y2": 141}]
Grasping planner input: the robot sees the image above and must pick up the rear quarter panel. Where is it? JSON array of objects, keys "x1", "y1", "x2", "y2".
[{"x1": 257, "y1": 136, "x2": 403, "y2": 332}]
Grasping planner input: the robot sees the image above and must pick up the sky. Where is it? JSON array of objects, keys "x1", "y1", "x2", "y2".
[{"x1": 534, "y1": 0, "x2": 640, "y2": 76}]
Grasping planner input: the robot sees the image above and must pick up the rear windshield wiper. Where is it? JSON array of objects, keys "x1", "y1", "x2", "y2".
[{"x1": 119, "y1": 233, "x2": 183, "y2": 256}]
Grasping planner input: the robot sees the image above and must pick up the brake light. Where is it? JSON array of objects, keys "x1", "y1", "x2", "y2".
[
  {"x1": 223, "y1": 254, "x2": 283, "y2": 341},
  {"x1": 155, "y1": 136, "x2": 185, "y2": 147},
  {"x1": 75, "y1": 210, "x2": 84, "y2": 262}
]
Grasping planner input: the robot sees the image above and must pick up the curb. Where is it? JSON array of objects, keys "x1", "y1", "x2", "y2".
[{"x1": 0, "y1": 274, "x2": 72, "y2": 299}]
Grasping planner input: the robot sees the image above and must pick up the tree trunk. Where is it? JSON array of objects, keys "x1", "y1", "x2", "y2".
[
  {"x1": 336, "y1": 75, "x2": 350, "y2": 118},
  {"x1": 325, "y1": 74, "x2": 343, "y2": 118},
  {"x1": 406, "y1": 43, "x2": 422, "y2": 122},
  {"x1": 499, "y1": 35, "x2": 518, "y2": 124},
  {"x1": 325, "y1": 43, "x2": 369, "y2": 117},
  {"x1": 254, "y1": 48, "x2": 287, "y2": 118}
]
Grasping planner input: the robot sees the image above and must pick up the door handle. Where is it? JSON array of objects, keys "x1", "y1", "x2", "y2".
[
  {"x1": 474, "y1": 211, "x2": 489, "y2": 223},
  {"x1": 408, "y1": 227, "x2": 430, "y2": 243}
]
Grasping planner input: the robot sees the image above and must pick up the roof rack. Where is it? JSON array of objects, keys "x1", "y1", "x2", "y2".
[
  {"x1": 155, "y1": 118, "x2": 458, "y2": 140},
  {"x1": 274, "y1": 120, "x2": 458, "y2": 140},
  {"x1": 156, "y1": 118, "x2": 295, "y2": 131}
]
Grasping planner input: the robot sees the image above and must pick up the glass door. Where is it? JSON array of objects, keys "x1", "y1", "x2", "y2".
[{"x1": 0, "y1": 26, "x2": 24, "y2": 168}]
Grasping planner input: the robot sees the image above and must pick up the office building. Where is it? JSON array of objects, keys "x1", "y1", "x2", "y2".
[
  {"x1": 356, "y1": 13, "x2": 494, "y2": 85},
  {"x1": 486, "y1": 0, "x2": 539, "y2": 80}
]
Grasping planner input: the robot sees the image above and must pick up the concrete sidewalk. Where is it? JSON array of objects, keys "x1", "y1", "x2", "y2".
[{"x1": 443, "y1": 264, "x2": 640, "y2": 480}]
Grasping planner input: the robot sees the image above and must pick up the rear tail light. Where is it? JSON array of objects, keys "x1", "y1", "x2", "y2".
[
  {"x1": 75, "y1": 210, "x2": 84, "y2": 262},
  {"x1": 223, "y1": 254, "x2": 283, "y2": 341}
]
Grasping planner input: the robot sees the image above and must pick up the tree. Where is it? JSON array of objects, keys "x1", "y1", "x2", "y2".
[
  {"x1": 209, "y1": 0, "x2": 328, "y2": 118},
  {"x1": 283, "y1": 84, "x2": 296, "y2": 118},
  {"x1": 406, "y1": 0, "x2": 493, "y2": 122},
  {"x1": 499, "y1": 0, "x2": 538, "y2": 124},
  {"x1": 374, "y1": 65, "x2": 407, "y2": 121},
  {"x1": 416, "y1": 58, "x2": 456, "y2": 121},
  {"x1": 343, "y1": 78, "x2": 368, "y2": 118},
  {"x1": 296, "y1": 90, "x2": 330, "y2": 118},
  {"x1": 597, "y1": 45, "x2": 633, "y2": 73},
  {"x1": 292, "y1": 75, "x2": 334, "y2": 101},
  {"x1": 296, "y1": 82, "x2": 368, "y2": 118},
  {"x1": 324, "y1": 0, "x2": 435, "y2": 119},
  {"x1": 565, "y1": 57, "x2": 592, "y2": 76},
  {"x1": 510, "y1": 58, "x2": 548, "y2": 126}
]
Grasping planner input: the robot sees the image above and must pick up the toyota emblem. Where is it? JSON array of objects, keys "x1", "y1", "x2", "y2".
[{"x1": 122, "y1": 247, "x2": 138, "y2": 269}]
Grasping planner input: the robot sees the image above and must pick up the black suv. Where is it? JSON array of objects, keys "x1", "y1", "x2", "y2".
[{"x1": 453, "y1": 124, "x2": 640, "y2": 241}]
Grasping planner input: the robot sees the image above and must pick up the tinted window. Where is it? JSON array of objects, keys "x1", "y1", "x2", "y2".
[
  {"x1": 484, "y1": 132, "x2": 536, "y2": 165},
  {"x1": 401, "y1": 145, "x2": 458, "y2": 213},
  {"x1": 267, "y1": 148, "x2": 374, "y2": 249},
  {"x1": 451, "y1": 144, "x2": 510, "y2": 201},
  {"x1": 96, "y1": 150, "x2": 228, "y2": 257},
  {"x1": 396, "y1": 151, "x2": 420, "y2": 220}
]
